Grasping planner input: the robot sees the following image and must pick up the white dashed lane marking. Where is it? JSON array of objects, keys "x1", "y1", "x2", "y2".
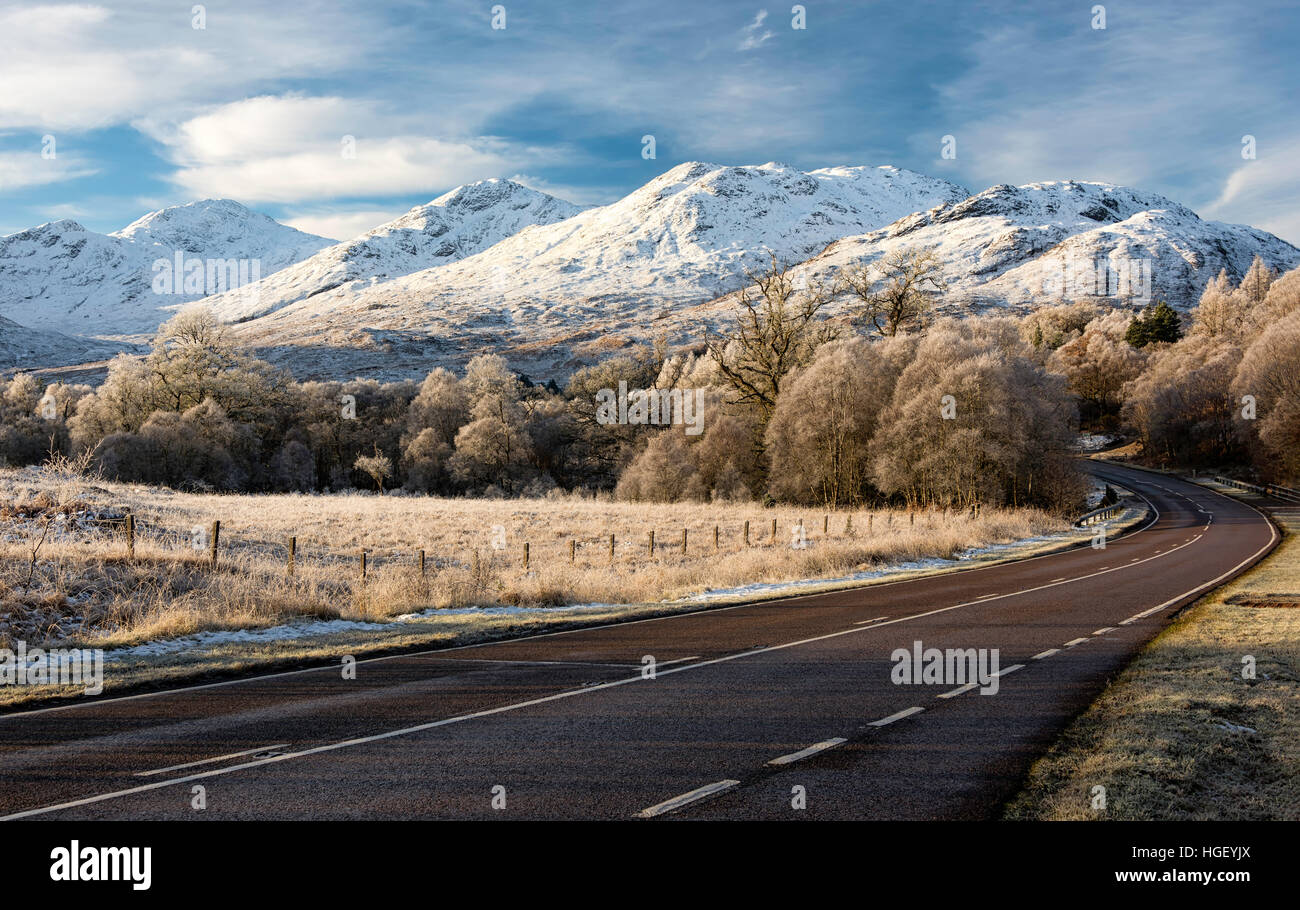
[
  {"x1": 869, "y1": 707, "x2": 925, "y2": 726},
  {"x1": 767, "y1": 738, "x2": 848, "y2": 766},
  {"x1": 637, "y1": 780, "x2": 740, "y2": 818}
]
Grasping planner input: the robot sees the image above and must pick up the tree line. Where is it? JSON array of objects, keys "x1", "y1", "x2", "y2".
[{"x1": 2, "y1": 250, "x2": 1296, "y2": 508}]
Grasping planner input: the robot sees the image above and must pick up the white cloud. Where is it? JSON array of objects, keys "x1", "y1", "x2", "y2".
[
  {"x1": 1203, "y1": 136, "x2": 1300, "y2": 246},
  {"x1": 0, "y1": 3, "x2": 387, "y2": 131},
  {"x1": 142, "y1": 95, "x2": 520, "y2": 204},
  {"x1": 927, "y1": 7, "x2": 1291, "y2": 201},
  {"x1": 38, "y1": 203, "x2": 90, "y2": 220},
  {"x1": 282, "y1": 208, "x2": 406, "y2": 242},
  {"x1": 506, "y1": 174, "x2": 610, "y2": 207},
  {"x1": 0, "y1": 151, "x2": 98, "y2": 192},
  {"x1": 738, "y1": 10, "x2": 773, "y2": 51}
]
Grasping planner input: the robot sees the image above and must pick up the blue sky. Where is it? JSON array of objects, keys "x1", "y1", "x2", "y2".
[{"x1": 1, "y1": 0, "x2": 1297, "y2": 243}]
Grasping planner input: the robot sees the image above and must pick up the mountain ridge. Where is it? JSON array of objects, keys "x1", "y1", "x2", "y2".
[{"x1": 4, "y1": 164, "x2": 1297, "y2": 381}]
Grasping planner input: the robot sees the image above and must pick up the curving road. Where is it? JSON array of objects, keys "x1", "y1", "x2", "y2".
[{"x1": 0, "y1": 462, "x2": 1278, "y2": 820}]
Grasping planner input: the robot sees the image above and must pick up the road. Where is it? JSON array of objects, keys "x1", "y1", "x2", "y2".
[{"x1": 0, "y1": 463, "x2": 1278, "y2": 821}]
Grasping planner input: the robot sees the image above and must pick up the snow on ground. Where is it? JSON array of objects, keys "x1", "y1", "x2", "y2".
[
  {"x1": 105, "y1": 603, "x2": 622, "y2": 661},
  {"x1": 685, "y1": 530, "x2": 1085, "y2": 602},
  {"x1": 1079, "y1": 433, "x2": 1118, "y2": 452}
]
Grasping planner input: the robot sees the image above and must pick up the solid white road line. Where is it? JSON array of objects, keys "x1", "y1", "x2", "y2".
[
  {"x1": 854, "y1": 616, "x2": 890, "y2": 625},
  {"x1": 767, "y1": 738, "x2": 848, "y2": 766},
  {"x1": 994, "y1": 664, "x2": 1024, "y2": 677},
  {"x1": 135, "y1": 744, "x2": 289, "y2": 777},
  {"x1": 1031, "y1": 649, "x2": 1060, "y2": 660},
  {"x1": 870, "y1": 707, "x2": 925, "y2": 726},
  {"x1": 637, "y1": 780, "x2": 740, "y2": 818}
]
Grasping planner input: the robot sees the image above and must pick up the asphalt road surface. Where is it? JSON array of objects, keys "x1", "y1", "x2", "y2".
[{"x1": 0, "y1": 463, "x2": 1278, "y2": 821}]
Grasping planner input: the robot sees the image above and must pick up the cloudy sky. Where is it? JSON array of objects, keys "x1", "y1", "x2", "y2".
[{"x1": 1, "y1": 0, "x2": 1296, "y2": 242}]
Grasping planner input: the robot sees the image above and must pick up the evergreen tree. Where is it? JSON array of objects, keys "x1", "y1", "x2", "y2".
[{"x1": 1125, "y1": 300, "x2": 1183, "y2": 347}]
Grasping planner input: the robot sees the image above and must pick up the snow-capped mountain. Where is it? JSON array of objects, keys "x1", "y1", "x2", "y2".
[
  {"x1": 216, "y1": 161, "x2": 970, "y2": 372},
  {"x1": 795, "y1": 180, "x2": 1300, "y2": 313},
  {"x1": 0, "y1": 200, "x2": 333, "y2": 337},
  {"x1": 202, "y1": 179, "x2": 584, "y2": 323},
  {"x1": 7, "y1": 164, "x2": 1297, "y2": 382}
]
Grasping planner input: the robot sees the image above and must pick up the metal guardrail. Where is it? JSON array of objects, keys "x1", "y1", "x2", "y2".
[
  {"x1": 1213, "y1": 475, "x2": 1300, "y2": 504},
  {"x1": 1073, "y1": 502, "x2": 1123, "y2": 527}
]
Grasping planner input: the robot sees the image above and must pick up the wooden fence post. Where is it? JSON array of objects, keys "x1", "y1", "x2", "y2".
[
  {"x1": 743, "y1": 520, "x2": 750, "y2": 546},
  {"x1": 609, "y1": 534, "x2": 615, "y2": 563},
  {"x1": 868, "y1": 513, "x2": 873, "y2": 533},
  {"x1": 846, "y1": 514, "x2": 853, "y2": 535},
  {"x1": 569, "y1": 540, "x2": 576, "y2": 565},
  {"x1": 681, "y1": 528, "x2": 687, "y2": 555},
  {"x1": 714, "y1": 525, "x2": 720, "y2": 551},
  {"x1": 648, "y1": 530, "x2": 655, "y2": 556},
  {"x1": 287, "y1": 536, "x2": 296, "y2": 576},
  {"x1": 418, "y1": 548, "x2": 425, "y2": 577},
  {"x1": 209, "y1": 520, "x2": 220, "y2": 568},
  {"x1": 523, "y1": 542, "x2": 530, "y2": 571},
  {"x1": 770, "y1": 518, "x2": 777, "y2": 542},
  {"x1": 823, "y1": 514, "x2": 828, "y2": 535},
  {"x1": 359, "y1": 550, "x2": 367, "y2": 580},
  {"x1": 125, "y1": 513, "x2": 135, "y2": 561}
]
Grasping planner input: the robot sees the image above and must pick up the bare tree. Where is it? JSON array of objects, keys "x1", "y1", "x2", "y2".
[
  {"x1": 844, "y1": 247, "x2": 948, "y2": 337},
  {"x1": 705, "y1": 255, "x2": 840, "y2": 421}
]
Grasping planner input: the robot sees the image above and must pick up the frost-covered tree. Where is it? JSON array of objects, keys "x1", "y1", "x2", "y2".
[{"x1": 764, "y1": 337, "x2": 907, "y2": 505}]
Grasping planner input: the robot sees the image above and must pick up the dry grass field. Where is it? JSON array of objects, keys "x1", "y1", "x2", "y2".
[
  {"x1": 0, "y1": 461, "x2": 1077, "y2": 656},
  {"x1": 1006, "y1": 484, "x2": 1300, "y2": 821}
]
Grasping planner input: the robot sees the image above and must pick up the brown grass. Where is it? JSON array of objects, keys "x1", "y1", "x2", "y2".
[{"x1": 0, "y1": 465, "x2": 1076, "y2": 654}]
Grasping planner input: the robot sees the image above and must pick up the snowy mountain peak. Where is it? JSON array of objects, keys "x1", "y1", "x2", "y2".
[
  {"x1": 0, "y1": 201, "x2": 334, "y2": 339},
  {"x1": 6, "y1": 219, "x2": 89, "y2": 240},
  {"x1": 110, "y1": 198, "x2": 330, "y2": 256},
  {"x1": 922, "y1": 180, "x2": 1196, "y2": 231},
  {"x1": 195, "y1": 179, "x2": 586, "y2": 324},
  {"x1": 795, "y1": 177, "x2": 1300, "y2": 321},
  {"x1": 427, "y1": 178, "x2": 556, "y2": 210},
  {"x1": 378, "y1": 179, "x2": 581, "y2": 237}
]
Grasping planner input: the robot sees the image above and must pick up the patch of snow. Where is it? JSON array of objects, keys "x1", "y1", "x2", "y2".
[
  {"x1": 104, "y1": 602, "x2": 623, "y2": 661},
  {"x1": 1078, "y1": 433, "x2": 1117, "y2": 452}
]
